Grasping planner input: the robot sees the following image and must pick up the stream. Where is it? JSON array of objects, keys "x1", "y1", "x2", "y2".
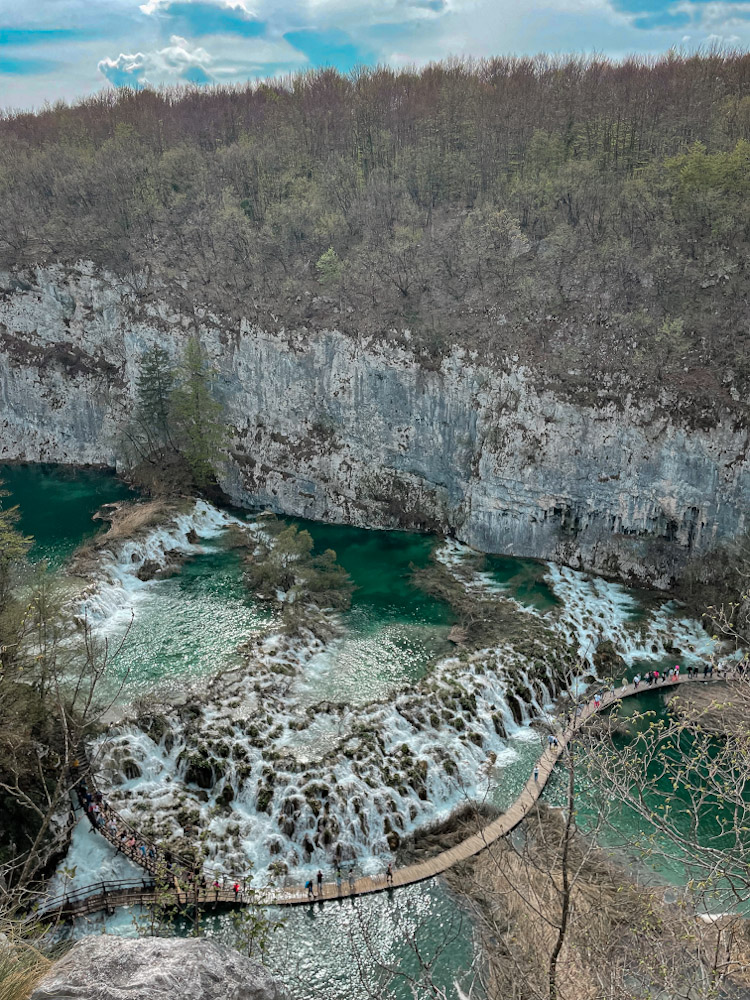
[{"x1": 1, "y1": 462, "x2": 723, "y2": 998}]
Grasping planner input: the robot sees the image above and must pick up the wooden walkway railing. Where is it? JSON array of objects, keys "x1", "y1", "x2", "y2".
[{"x1": 39, "y1": 673, "x2": 727, "y2": 920}]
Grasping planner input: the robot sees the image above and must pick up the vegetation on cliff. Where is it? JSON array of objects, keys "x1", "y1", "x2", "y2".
[
  {"x1": 1, "y1": 55, "x2": 749, "y2": 418},
  {"x1": 120, "y1": 340, "x2": 228, "y2": 490}
]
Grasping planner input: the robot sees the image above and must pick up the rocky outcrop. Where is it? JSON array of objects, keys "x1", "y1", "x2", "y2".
[
  {"x1": 29, "y1": 936, "x2": 286, "y2": 1000},
  {"x1": 2, "y1": 264, "x2": 748, "y2": 587}
]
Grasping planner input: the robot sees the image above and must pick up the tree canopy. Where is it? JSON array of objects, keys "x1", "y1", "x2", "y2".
[{"x1": 1, "y1": 55, "x2": 750, "y2": 415}]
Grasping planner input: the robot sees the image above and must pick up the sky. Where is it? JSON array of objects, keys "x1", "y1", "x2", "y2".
[{"x1": 0, "y1": 0, "x2": 749, "y2": 111}]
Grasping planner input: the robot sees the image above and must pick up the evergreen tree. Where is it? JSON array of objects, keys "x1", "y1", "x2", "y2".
[
  {"x1": 135, "y1": 346, "x2": 175, "y2": 454},
  {"x1": 170, "y1": 337, "x2": 227, "y2": 488},
  {"x1": 315, "y1": 247, "x2": 342, "y2": 286}
]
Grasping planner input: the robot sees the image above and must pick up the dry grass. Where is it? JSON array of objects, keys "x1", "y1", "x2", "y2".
[
  {"x1": 448, "y1": 804, "x2": 736, "y2": 1000},
  {"x1": 96, "y1": 499, "x2": 185, "y2": 544},
  {"x1": 0, "y1": 942, "x2": 51, "y2": 1000},
  {"x1": 67, "y1": 498, "x2": 193, "y2": 580}
]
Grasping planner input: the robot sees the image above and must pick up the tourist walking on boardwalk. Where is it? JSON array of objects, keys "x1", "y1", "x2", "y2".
[
  {"x1": 594, "y1": 692, "x2": 601, "y2": 709},
  {"x1": 633, "y1": 674, "x2": 640, "y2": 689},
  {"x1": 534, "y1": 765, "x2": 539, "y2": 782},
  {"x1": 704, "y1": 664, "x2": 709, "y2": 682},
  {"x1": 348, "y1": 867, "x2": 356, "y2": 894},
  {"x1": 306, "y1": 878, "x2": 314, "y2": 899},
  {"x1": 336, "y1": 867, "x2": 343, "y2": 895},
  {"x1": 316, "y1": 869, "x2": 323, "y2": 897},
  {"x1": 386, "y1": 862, "x2": 393, "y2": 886}
]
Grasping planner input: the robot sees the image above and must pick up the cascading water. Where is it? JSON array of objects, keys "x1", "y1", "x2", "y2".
[
  {"x1": 14, "y1": 464, "x2": 725, "y2": 999},
  {"x1": 83, "y1": 516, "x2": 716, "y2": 890}
]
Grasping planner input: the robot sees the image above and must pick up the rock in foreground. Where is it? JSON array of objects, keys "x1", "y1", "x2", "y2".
[{"x1": 30, "y1": 936, "x2": 286, "y2": 1000}]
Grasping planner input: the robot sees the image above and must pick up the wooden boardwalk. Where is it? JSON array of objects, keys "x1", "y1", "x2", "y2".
[{"x1": 43, "y1": 673, "x2": 724, "y2": 920}]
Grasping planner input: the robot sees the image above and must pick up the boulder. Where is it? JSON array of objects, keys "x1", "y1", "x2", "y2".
[
  {"x1": 136, "y1": 559, "x2": 161, "y2": 582},
  {"x1": 30, "y1": 936, "x2": 286, "y2": 1000}
]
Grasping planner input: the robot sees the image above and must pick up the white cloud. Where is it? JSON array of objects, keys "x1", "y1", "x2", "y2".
[
  {"x1": 139, "y1": 0, "x2": 256, "y2": 14},
  {"x1": 97, "y1": 30, "x2": 308, "y2": 88},
  {"x1": 672, "y1": 0, "x2": 750, "y2": 34},
  {"x1": 97, "y1": 50, "x2": 150, "y2": 86},
  {"x1": 98, "y1": 34, "x2": 215, "y2": 85},
  {"x1": 156, "y1": 33, "x2": 212, "y2": 70}
]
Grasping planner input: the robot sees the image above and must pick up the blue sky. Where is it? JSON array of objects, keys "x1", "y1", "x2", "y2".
[{"x1": 0, "y1": 0, "x2": 749, "y2": 110}]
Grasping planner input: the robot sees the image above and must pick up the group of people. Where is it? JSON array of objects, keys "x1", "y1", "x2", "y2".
[
  {"x1": 631, "y1": 664, "x2": 681, "y2": 688},
  {"x1": 78, "y1": 780, "x2": 166, "y2": 871},
  {"x1": 631, "y1": 659, "x2": 745, "y2": 688},
  {"x1": 304, "y1": 861, "x2": 395, "y2": 899}
]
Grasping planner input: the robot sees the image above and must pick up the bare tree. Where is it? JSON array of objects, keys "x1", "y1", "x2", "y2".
[{"x1": 0, "y1": 562, "x2": 134, "y2": 907}]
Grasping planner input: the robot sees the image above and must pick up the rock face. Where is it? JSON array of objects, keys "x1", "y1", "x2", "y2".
[
  {"x1": 2, "y1": 264, "x2": 748, "y2": 587},
  {"x1": 30, "y1": 936, "x2": 286, "y2": 1000}
]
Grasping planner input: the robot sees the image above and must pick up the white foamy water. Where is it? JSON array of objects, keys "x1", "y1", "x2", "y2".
[
  {"x1": 46, "y1": 816, "x2": 142, "y2": 901},
  {"x1": 546, "y1": 563, "x2": 716, "y2": 670},
  {"x1": 73, "y1": 524, "x2": 719, "y2": 891},
  {"x1": 73, "y1": 501, "x2": 273, "y2": 694},
  {"x1": 87, "y1": 619, "x2": 561, "y2": 886},
  {"x1": 79, "y1": 500, "x2": 243, "y2": 624}
]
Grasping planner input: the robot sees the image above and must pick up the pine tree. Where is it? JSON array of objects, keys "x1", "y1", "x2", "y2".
[
  {"x1": 170, "y1": 337, "x2": 227, "y2": 488},
  {"x1": 135, "y1": 346, "x2": 175, "y2": 454}
]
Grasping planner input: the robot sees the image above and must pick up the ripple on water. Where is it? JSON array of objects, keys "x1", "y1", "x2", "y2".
[
  {"x1": 59, "y1": 880, "x2": 480, "y2": 1000},
  {"x1": 0, "y1": 462, "x2": 135, "y2": 566},
  {"x1": 101, "y1": 545, "x2": 274, "y2": 696},
  {"x1": 296, "y1": 613, "x2": 453, "y2": 707}
]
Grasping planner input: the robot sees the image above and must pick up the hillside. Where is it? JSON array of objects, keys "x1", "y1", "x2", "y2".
[{"x1": 1, "y1": 55, "x2": 749, "y2": 420}]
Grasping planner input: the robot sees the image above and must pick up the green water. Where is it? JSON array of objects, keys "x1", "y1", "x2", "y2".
[
  {"x1": 483, "y1": 552, "x2": 559, "y2": 612},
  {"x1": 293, "y1": 520, "x2": 455, "y2": 703},
  {"x1": 75, "y1": 879, "x2": 479, "y2": 1000},
  {"x1": 101, "y1": 515, "x2": 454, "y2": 701},
  {"x1": 222, "y1": 881, "x2": 478, "y2": 999},
  {"x1": 0, "y1": 463, "x2": 135, "y2": 565},
  {"x1": 104, "y1": 541, "x2": 276, "y2": 695},
  {"x1": 9, "y1": 465, "x2": 482, "y2": 992},
  {"x1": 13, "y1": 463, "x2": 738, "y2": 988},
  {"x1": 549, "y1": 685, "x2": 750, "y2": 912}
]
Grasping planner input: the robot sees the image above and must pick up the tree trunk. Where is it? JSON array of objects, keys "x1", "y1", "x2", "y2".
[{"x1": 548, "y1": 752, "x2": 575, "y2": 1000}]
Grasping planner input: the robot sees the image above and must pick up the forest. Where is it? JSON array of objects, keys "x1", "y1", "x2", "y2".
[{"x1": 1, "y1": 53, "x2": 750, "y2": 414}]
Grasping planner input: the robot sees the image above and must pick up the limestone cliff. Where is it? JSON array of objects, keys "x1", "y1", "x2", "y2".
[{"x1": 1, "y1": 264, "x2": 747, "y2": 587}]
